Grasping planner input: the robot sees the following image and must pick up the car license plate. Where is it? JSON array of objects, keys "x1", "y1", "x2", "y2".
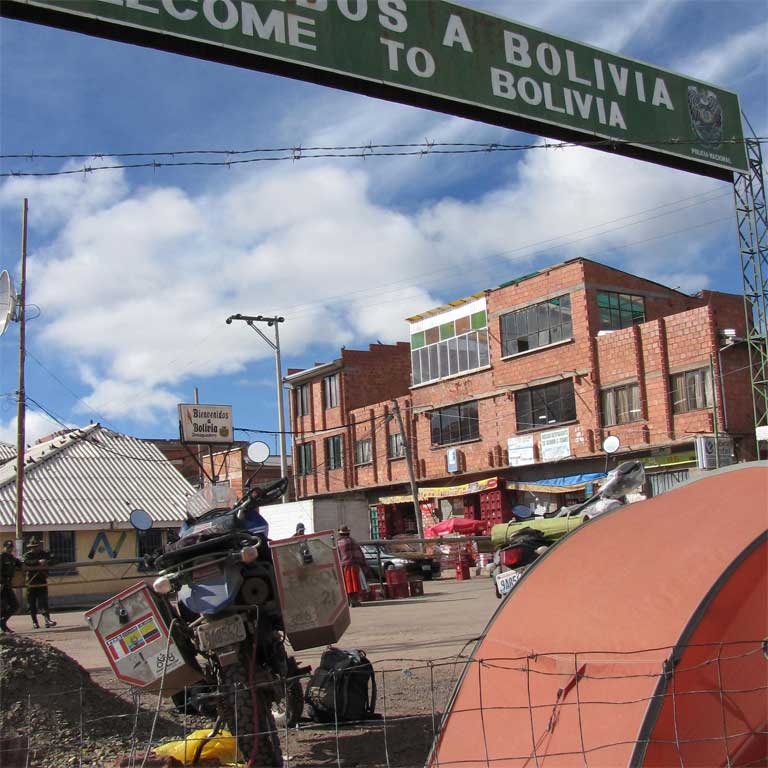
[
  {"x1": 421, "y1": 564, "x2": 432, "y2": 572},
  {"x1": 495, "y1": 568, "x2": 523, "y2": 596},
  {"x1": 196, "y1": 615, "x2": 246, "y2": 652}
]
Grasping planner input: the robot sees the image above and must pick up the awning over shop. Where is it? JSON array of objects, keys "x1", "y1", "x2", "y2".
[
  {"x1": 378, "y1": 477, "x2": 500, "y2": 504},
  {"x1": 505, "y1": 472, "x2": 606, "y2": 494}
]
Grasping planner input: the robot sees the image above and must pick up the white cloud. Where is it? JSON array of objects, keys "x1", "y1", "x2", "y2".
[
  {"x1": 0, "y1": 159, "x2": 128, "y2": 234},
  {"x1": 0, "y1": 410, "x2": 70, "y2": 447},
  {"x1": 75, "y1": 372, "x2": 180, "y2": 423},
  {"x1": 674, "y1": 22, "x2": 768, "y2": 87}
]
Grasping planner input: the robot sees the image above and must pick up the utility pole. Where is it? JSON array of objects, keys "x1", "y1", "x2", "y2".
[
  {"x1": 392, "y1": 399, "x2": 423, "y2": 539},
  {"x1": 14, "y1": 199, "x2": 28, "y2": 556},
  {"x1": 709, "y1": 352, "x2": 720, "y2": 469},
  {"x1": 226, "y1": 314, "x2": 288, "y2": 502}
]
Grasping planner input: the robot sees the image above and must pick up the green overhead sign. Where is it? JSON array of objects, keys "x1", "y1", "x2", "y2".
[{"x1": 2, "y1": 0, "x2": 747, "y2": 178}]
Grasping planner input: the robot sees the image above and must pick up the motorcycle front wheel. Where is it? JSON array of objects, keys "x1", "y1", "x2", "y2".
[{"x1": 219, "y1": 660, "x2": 283, "y2": 767}]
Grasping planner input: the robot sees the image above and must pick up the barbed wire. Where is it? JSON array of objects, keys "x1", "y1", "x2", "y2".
[{"x1": 2, "y1": 137, "x2": 765, "y2": 178}]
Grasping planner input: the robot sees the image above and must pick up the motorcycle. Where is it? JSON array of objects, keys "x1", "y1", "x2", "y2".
[
  {"x1": 491, "y1": 528, "x2": 552, "y2": 599},
  {"x1": 491, "y1": 461, "x2": 646, "y2": 599},
  {"x1": 136, "y1": 477, "x2": 305, "y2": 767}
]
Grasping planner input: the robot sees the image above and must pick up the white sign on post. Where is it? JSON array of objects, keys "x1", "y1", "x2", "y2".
[
  {"x1": 507, "y1": 434, "x2": 535, "y2": 466},
  {"x1": 539, "y1": 427, "x2": 571, "y2": 461},
  {"x1": 178, "y1": 403, "x2": 233, "y2": 444},
  {"x1": 695, "y1": 435, "x2": 735, "y2": 469}
]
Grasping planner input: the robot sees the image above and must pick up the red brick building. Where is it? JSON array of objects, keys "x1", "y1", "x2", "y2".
[
  {"x1": 287, "y1": 259, "x2": 752, "y2": 535},
  {"x1": 285, "y1": 342, "x2": 412, "y2": 503},
  {"x1": 151, "y1": 439, "x2": 293, "y2": 500}
]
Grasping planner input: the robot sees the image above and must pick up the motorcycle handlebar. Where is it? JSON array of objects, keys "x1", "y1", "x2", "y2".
[{"x1": 234, "y1": 477, "x2": 288, "y2": 521}]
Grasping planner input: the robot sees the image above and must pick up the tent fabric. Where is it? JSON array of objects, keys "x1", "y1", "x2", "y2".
[
  {"x1": 430, "y1": 462, "x2": 768, "y2": 767},
  {"x1": 378, "y1": 477, "x2": 500, "y2": 504},
  {"x1": 424, "y1": 518, "x2": 488, "y2": 538},
  {"x1": 505, "y1": 472, "x2": 606, "y2": 494}
]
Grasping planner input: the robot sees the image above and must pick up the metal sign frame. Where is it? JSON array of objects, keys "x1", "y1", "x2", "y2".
[{"x1": 0, "y1": 0, "x2": 746, "y2": 180}]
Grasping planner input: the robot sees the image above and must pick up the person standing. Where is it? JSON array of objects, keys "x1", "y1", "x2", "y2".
[
  {"x1": 1, "y1": 540, "x2": 22, "y2": 633},
  {"x1": 24, "y1": 538, "x2": 57, "y2": 629},
  {"x1": 336, "y1": 526, "x2": 369, "y2": 607}
]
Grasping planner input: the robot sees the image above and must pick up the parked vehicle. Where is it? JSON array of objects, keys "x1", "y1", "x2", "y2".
[
  {"x1": 491, "y1": 461, "x2": 646, "y2": 547},
  {"x1": 137, "y1": 478, "x2": 305, "y2": 767},
  {"x1": 361, "y1": 543, "x2": 441, "y2": 580},
  {"x1": 491, "y1": 462, "x2": 646, "y2": 598},
  {"x1": 491, "y1": 528, "x2": 552, "y2": 599}
]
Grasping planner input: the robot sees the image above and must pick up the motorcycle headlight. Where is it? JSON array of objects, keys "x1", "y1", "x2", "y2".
[
  {"x1": 152, "y1": 576, "x2": 174, "y2": 595},
  {"x1": 240, "y1": 545, "x2": 259, "y2": 564}
]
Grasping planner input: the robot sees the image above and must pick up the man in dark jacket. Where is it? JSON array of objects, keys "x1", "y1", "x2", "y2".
[
  {"x1": 1, "y1": 539, "x2": 22, "y2": 632},
  {"x1": 24, "y1": 538, "x2": 57, "y2": 629}
]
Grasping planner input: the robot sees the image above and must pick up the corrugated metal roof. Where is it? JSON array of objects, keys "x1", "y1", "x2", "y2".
[
  {"x1": 405, "y1": 291, "x2": 486, "y2": 322},
  {"x1": 0, "y1": 442, "x2": 15, "y2": 465},
  {"x1": 0, "y1": 425, "x2": 196, "y2": 529}
]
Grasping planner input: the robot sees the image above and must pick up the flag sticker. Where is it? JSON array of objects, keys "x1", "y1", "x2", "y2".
[{"x1": 106, "y1": 614, "x2": 163, "y2": 660}]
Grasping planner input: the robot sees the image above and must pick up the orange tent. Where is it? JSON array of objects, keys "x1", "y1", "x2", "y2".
[{"x1": 430, "y1": 462, "x2": 768, "y2": 767}]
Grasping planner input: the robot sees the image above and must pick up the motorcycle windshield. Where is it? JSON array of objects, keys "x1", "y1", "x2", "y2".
[
  {"x1": 185, "y1": 484, "x2": 238, "y2": 519},
  {"x1": 179, "y1": 565, "x2": 242, "y2": 615}
]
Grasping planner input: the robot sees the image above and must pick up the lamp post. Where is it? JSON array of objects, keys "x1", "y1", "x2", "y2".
[{"x1": 226, "y1": 313, "x2": 287, "y2": 502}]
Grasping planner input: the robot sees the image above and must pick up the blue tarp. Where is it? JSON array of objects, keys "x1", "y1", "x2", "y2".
[{"x1": 527, "y1": 472, "x2": 607, "y2": 488}]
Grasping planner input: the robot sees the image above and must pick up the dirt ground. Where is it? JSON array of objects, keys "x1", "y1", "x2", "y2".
[{"x1": 1, "y1": 577, "x2": 499, "y2": 767}]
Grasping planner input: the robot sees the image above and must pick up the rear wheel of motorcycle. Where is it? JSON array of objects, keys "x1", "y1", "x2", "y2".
[
  {"x1": 272, "y1": 677, "x2": 304, "y2": 728},
  {"x1": 219, "y1": 662, "x2": 283, "y2": 767}
]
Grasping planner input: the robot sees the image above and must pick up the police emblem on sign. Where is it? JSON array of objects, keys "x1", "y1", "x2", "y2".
[{"x1": 687, "y1": 86, "x2": 723, "y2": 145}]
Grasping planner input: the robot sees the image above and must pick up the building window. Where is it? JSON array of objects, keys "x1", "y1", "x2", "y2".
[
  {"x1": 296, "y1": 442, "x2": 314, "y2": 476},
  {"x1": 295, "y1": 383, "x2": 310, "y2": 417},
  {"x1": 411, "y1": 310, "x2": 489, "y2": 386},
  {"x1": 500, "y1": 294, "x2": 572, "y2": 357},
  {"x1": 324, "y1": 373, "x2": 340, "y2": 409},
  {"x1": 137, "y1": 529, "x2": 164, "y2": 571},
  {"x1": 596, "y1": 291, "x2": 645, "y2": 330},
  {"x1": 49, "y1": 530, "x2": 77, "y2": 575},
  {"x1": 516, "y1": 379, "x2": 577, "y2": 431},
  {"x1": 325, "y1": 435, "x2": 343, "y2": 470},
  {"x1": 387, "y1": 432, "x2": 406, "y2": 459},
  {"x1": 671, "y1": 367, "x2": 713, "y2": 413},
  {"x1": 602, "y1": 382, "x2": 642, "y2": 426},
  {"x1": 430, "y1": 401, "x2": 479, "y2": 446},
  {"x1": 354, "y1": 438, "x2": 372, "y2": 466}
]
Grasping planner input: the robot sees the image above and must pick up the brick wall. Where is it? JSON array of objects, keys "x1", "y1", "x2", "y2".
[
  {"x1": 289, "y1": 343, "x2": 411, "y2": 498},
  {"x1": 342, "y1": 342, "x2": 412, "y2": 411},
  {"x1": 292, "y1": 260, "x2": 754, "y2": 498}
]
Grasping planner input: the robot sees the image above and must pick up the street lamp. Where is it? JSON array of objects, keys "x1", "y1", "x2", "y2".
[{"x1": 226, "y1": 313, "x2": 288, "y2": 502}]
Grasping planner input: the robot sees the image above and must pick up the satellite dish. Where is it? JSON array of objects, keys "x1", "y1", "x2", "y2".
[
  {"x1": 602, "y1": 435, "x2": 621, "y2": 454},
  {"x1": 0, "y1": 271, "x2": 16, "y2": 337},
  {"x1": 129, "y1": 508, "x2": 153, "y2": 531},
  {"x1": 512, "y1": 504, "x2": 533, "y2": 519},
  {"x1": 246, "y1": 441, "x2": 270, "y2": 464}
]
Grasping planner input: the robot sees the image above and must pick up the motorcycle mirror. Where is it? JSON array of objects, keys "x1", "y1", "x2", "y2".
[{"x1": 129, "y1": 508, "x2": 153, "y2": 531}]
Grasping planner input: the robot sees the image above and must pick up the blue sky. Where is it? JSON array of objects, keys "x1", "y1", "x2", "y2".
[{"x1": 0, "y1": 0, "x2": 766, "y2": 456}]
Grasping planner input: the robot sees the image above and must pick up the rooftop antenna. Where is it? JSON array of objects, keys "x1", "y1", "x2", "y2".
[{"x1": 0, "y1": 270, "x2": 16, "y2": 338}]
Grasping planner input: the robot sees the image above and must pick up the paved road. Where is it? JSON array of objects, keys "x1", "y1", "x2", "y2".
[{"x1": 10, "y1": 576, "x2": 501, "y2": 676}]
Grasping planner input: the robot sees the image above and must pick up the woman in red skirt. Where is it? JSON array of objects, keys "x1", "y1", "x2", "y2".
[{"x1": 337, "y1": 526, "x2": 368, "y2": 606}]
